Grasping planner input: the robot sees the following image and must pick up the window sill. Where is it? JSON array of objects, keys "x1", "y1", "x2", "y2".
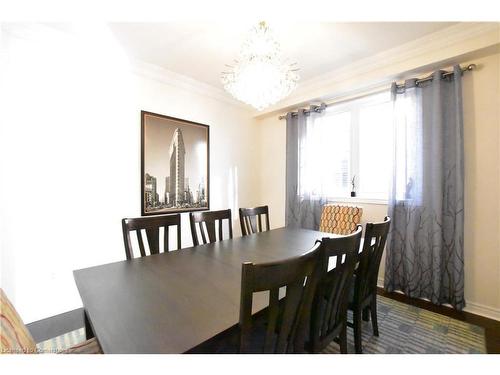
[{"x1": 326, "y1": 197, "x2": 388, "y2": 206}]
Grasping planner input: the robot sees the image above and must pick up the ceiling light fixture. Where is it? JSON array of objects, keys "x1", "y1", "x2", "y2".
[{"x1": 221, "y1": 21, "x2": 299, "y2": 111}]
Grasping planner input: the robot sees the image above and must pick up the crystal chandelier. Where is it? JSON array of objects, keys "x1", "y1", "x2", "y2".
[{"x1": 221, "y1": 22, "x2": 299, "y2": 111}]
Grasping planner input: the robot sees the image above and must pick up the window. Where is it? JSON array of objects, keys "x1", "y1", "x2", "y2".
[{"x1": 303, "y1": 91, "x2": 393, "y2": 201}]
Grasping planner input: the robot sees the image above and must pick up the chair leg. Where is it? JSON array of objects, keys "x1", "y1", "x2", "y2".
[
  {"x1": 84, "y1": 310, "x2": 95, "y2": 340},
  {"x1": 362, "y1": 307, "x2": 370, "y2": 322},
  {"x1": 339, "y1": 324, "x2": 348, "y2": 354},
  {"x1": 370, "y1": 296, "x2": 379, "y2": 337},
  {"x1": 353, "y1": 309, "x2": 363, "y2": 354}
]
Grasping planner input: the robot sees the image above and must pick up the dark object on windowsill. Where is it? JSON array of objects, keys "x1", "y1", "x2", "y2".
[{"x1": 350, "y1": 191, "x2": 356, "y2": 197}]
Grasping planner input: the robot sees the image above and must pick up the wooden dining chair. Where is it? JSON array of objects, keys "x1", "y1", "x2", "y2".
[
  {"x1": 307, "y1": 226, "x2": 362, "y2": 354},
  {"x1": 348, "y1": 216, "x2": 391, "y2": 353},
  {"x1": 239, "y1": 205, "x2": 270, "y2": 236},
  {"x1": 121, "y1": 214, "x2": 182, "y2": 260},
  {"x1": 238, "y1": 244, "x2": 321, "y2": 353},
  {"x1": 189, "y1": 209, "x2": 233, "y2": 246}
]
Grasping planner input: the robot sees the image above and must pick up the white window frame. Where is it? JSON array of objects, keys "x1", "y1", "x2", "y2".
[{"x1": 323, "y1": 91, "x2": 392, "y2": 204}]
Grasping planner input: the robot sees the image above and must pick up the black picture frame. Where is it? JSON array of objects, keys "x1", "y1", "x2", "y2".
[{"x1": 141, "y1": 110, "x2": 210, "y2": 216}]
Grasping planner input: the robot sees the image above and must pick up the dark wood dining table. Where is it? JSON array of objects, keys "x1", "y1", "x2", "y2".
[{"x1": 73, "y1": 227, "x2": 338, "y2": 354}]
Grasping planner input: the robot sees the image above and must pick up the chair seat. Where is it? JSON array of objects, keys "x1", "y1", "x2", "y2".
[
  {"x1": 348, "y1": 276, "x2": 376, "y2": 312},
  {"x1": 61, "y1": 337, "x2": 103, "y2": 354},
  {"x1": 199, "y1": 312, "x2": 275, "y2": 354},
  {"x1": 348, "y1": 275, "x2": 356, "y2": 305},
  {"x1": 195, "y1": 305, "x2": 308, "y2": 354},
  {"x1": 307, "y1": 292, "x2": 351, "y2": 353}
]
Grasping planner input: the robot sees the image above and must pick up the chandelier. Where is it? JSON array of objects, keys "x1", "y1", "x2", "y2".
[{"x1": 221, "y1": 22, "x2": 299, "y2": 111}]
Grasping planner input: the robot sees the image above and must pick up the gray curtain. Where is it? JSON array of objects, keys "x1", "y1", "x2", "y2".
[
  {"x1": 285, "y1": 106, "x2": 327, "y2": 230},
  {"x1": 384, "y1": 65, "x2": 465, "y2": 310}
]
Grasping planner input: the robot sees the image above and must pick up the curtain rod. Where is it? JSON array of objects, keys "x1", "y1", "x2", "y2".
[{"x1": 278, "y1": 63, "x2": 476, "y2": 120}]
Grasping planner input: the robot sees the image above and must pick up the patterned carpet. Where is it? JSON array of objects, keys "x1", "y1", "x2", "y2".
[
  {"x1": 322, "y1": 296, "x2": 486, "y2": 354},
  {"x1": 36, "y1": 296, "x2": 486, "y2": 354}
]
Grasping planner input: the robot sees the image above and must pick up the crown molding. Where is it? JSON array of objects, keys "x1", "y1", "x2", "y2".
[
  {"x1": 4, "y1": 23, "x2": 499, "y2": 119},
  {"x1": 256, "y1": 22, "x2": 500, "y2": 118},
  {"x1": 131, "y1": 59, "x2": 254, "y2": 113},
  {"x1": 2, "y1": 23, "x2": 254, "y2": 114},
  {"x1": 300, "y1": 22, "x2": 498, "y2": 90},
  {"x1": 1, "y1": 23, "x2": 74, "y2": 42}
]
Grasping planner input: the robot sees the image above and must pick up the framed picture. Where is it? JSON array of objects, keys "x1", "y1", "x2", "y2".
[{"x1": 141, "y1": 111, "x2": 210, "y2": 215}]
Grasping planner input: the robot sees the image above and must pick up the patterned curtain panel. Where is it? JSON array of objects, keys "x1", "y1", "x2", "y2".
[
  {"x1": 384, "y1": 65, "x2": 465, "y2": 310},
  {"x1": 285, "y1": 106, "x2": 327, "y2": 230}
]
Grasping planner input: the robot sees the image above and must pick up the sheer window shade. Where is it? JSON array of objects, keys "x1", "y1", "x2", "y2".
[{"x1": 297, "y1": 91, "x2": 392, "y2": 200}]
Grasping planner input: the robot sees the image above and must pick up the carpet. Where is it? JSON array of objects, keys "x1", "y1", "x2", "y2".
[
  {"x1": 322, "y1": 296, "x2": 486, "y2": 354},
  {"x1": 36, "y1": 296, "x2": 486, "y2": 354}
]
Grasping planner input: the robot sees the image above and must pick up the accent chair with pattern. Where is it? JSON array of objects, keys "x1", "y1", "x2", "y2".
[
  {"x1": 0, "y1": 288, "x2": 37, "y2": 354},
  {"x1": 319, "y1": 204, "x2": 363, "y2": 235},
  {"x1": 0, "y1": 288, "x2": 102, "y2": 354}
]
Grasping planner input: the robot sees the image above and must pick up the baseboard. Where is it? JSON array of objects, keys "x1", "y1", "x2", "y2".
[
  {"x1": 377, "y1": 277, "x2": 384, "y2": 288},
  {"x1": 376, "y1": 276, "x2": 500, "y2": 322},
  {"x1": 464, "y1": 302, "x2": 500, "y2": 322}
]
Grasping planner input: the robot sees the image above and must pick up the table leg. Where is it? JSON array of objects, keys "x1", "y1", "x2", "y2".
[{"x1": 84, "y1": 309, "x2": 95, "y2": 340}]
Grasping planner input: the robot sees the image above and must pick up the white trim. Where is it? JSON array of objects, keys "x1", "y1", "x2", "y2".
[
  {"x1": 313, "y1": 92, "x2": 392, "y2": 204},
  {"x1": 297, "y1": 23, "x2": 497, "y2": 92},
  {"x1": 328, "y1": 197, "x2": 388, "y2": 206},
  {"x1": 131, "y1": 59, "x2": 253, "y2": 112},
  {"x1": 1, "y1": 23, "x2": 68, "y2": 41},
  {"x1": 256, "y1": 22, "x2": 500, "y2": 118},
  {"x1": 377, "y1": 277, "x2": 500, "y2": 322},
  {"x1": 464, "y1": 302, "x2": 500, "y2": 322},
  {"x1": 377, "y1": 277, "x2": 385, "y2": 288},
  {"x1": 2, "y1": 23, "x2": 254, "y2": 113}
]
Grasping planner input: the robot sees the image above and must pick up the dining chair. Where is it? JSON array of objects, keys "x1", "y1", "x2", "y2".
[
  {"x1": 348, "y1": 216, "x2": 391, "y2": 353},
  {"x1": 239, "y1": 205, "x2": 270, "y2": 236},
  {"x1": 0, "y1": 288, "x2": 102, "y2": 354},
  {"x1": 189, "y1": 209, "x2": 233, "y2": 246},
  {"x1": 307, "y1": 226, "x2": 363, "y2": 354},
  {"x1": 238, "y1": 244, "x2": 321, "y2": 353},
  {"x1": 319, "y1": 204, "x2": 363, "y2": 235},
  {"x1": 121, "y1": 214, "x2": 181, "y2": 260}
]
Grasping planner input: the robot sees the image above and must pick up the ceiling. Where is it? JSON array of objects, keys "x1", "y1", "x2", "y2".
[{"x1": 109, "y1": 22, "x2": 456, "y2": 90}]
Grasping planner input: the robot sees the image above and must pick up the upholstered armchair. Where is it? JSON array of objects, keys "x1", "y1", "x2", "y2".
[
  {"x1": 319, "y1": 204, "x2": 363, "y2": 235},
  {"x1": 0, "y1": 288, "x2": 102, "y2": 354}
]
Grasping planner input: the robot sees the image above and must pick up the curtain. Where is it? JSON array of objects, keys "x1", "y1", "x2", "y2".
[
  {"x1": 384, "y1": 65, "x2": 465, "y2": 310},
  {"x1": 285, "y1": 105, "x2": 328, "y2": 230}
]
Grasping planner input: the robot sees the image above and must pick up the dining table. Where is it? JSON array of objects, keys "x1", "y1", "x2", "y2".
[{"x1": 73, "y1": 226, "x2": 339, "y2": 354}]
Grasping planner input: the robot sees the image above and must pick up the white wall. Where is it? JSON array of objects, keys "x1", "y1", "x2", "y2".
[
  {"x1": 256, "y1": 115, "x2": 287, "y2": 229},
  {"x1": 255, "y1": 51, "x2": 500, "y2": 321},
  {"x1": 1, "y1": 23, "x2": 499, "y2": 325},
  {"x1": 461, "y1": 52, "x2": 500, "y2": 319},
  {"x1": 0, "y1": 24, "x2": 259, "y2": 323}
]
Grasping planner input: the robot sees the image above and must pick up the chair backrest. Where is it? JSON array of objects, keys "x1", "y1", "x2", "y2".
[
  {"x1": 239, "y1": 244, "x2": 320, "y2": 354},
  {"x1": 0, "y1": 288, "x2": 37, "y2": 354},
  {"x1": 122, "y1": 214, "x2": 181, "y2": 260},
  {"x1": 354, "y1": 217, "x2": 391, "y2": 303},
  {"x1": 319, "y1": 204, "x2": 363, "y2": 235},
  {"x1": 239, "y1": 205, "x2": 270, "y2": 236},
  {"x1": 189, "y1": 209, "x2": 233, "y2": 246},
  {"x1": 309, "y1": 226, "x2": 362, "y2": 353}
]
